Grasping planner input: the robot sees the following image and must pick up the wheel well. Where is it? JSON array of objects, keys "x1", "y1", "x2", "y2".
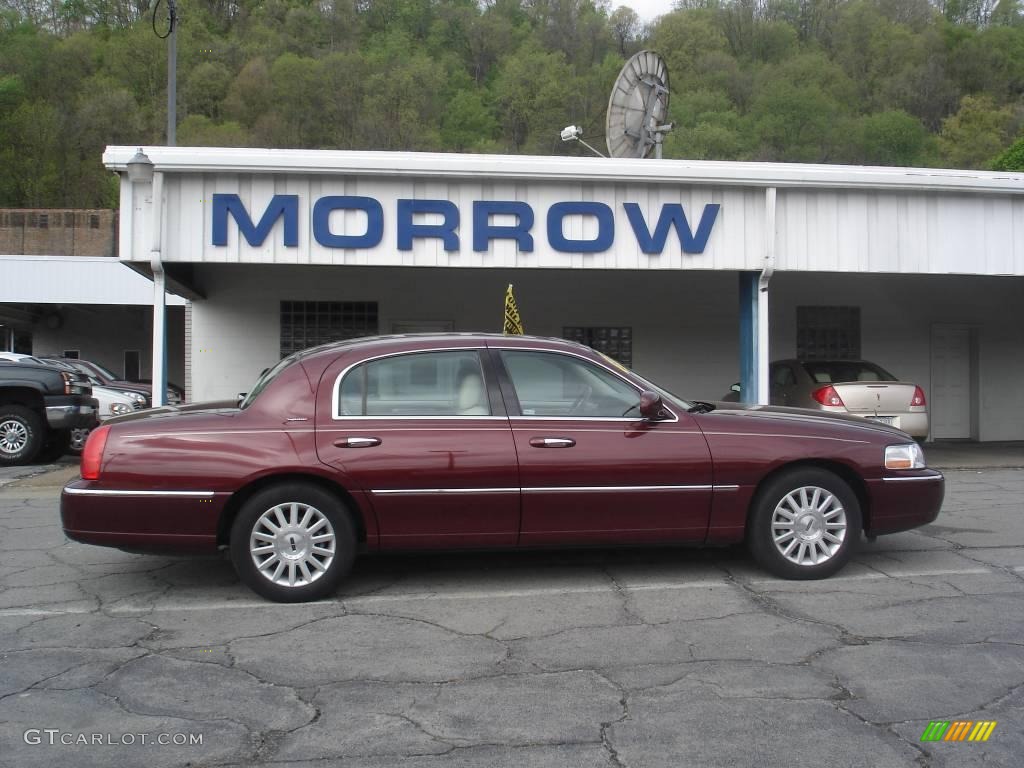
[
  {"x1": 747, "y1": 459, "x2": 871, "y2": 532},
  {"x1": 217, "y1": 473, "x2": 367, "y2": 547},
  {"x1": 0, "y1": 388, "x2": 45, "y2": 414}
]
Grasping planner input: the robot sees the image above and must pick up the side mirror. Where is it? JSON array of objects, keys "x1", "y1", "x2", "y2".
[
  {"x1": 237, "y1": 393, "x2": 247, "y2": 406},
  {"x1": 639, "y1": 390, "x2": 664, "y2": 420},
  {"x1": 730, "y1": 383, "x2": 741, "y2": 393}
]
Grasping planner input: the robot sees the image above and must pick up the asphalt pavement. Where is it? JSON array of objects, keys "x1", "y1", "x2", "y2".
[{"x1": 0, "y1": 458, "x2": 1022, "y2": 767}]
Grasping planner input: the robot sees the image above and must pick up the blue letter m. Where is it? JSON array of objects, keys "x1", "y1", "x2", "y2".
[
  {"x1": 624, "y1": 203, "x2": 720, "y2": 254},
  {"x1": 212, "y1": 194, "x2": 299, "y2": 247}
]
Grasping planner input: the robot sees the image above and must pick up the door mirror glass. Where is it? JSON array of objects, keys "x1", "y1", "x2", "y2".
[{"x1": 639, "y1": 390, "x2": 664, "y2": 420}]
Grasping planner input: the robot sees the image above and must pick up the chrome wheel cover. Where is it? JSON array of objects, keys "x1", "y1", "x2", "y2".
[
  {"x1": 771, "y1": 485, "x2": 847, "y2": 566},
  {"x1": 70, "y1": 428, "x2": 90, "y2": 452},
  {"x1": 250, "y1": 502, "x2": 336, "y2": 588},
  {"x1": 0, "y1": 418, "x2": 28, "y2": 456}
]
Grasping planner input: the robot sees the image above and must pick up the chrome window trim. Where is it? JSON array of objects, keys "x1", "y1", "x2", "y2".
[
  {"x1": 331, "y1": 344, "x2": 681, "y2": 423},
  {"x1": 522, "y1": 485, "x2": 712, "y2": 493},
  {"x1": 63, "y1": 488, "x2": 216, "y2": 498},
  {"x1": 331, "y1": 347, "x2": 492, "y2": 421},
  {"x1": 372, "y1": 488, "x2": 519, "y2": 495}
]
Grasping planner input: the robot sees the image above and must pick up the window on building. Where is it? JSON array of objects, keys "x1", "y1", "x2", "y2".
[
  {"x1": 338, "y1": 350, "x2": 488, "y2": 416},
  {"x1": 796, "y1": 306, "x2": 861, "y2": 360},
  {"x1": 62, "y1": 349, "x2": 79, "y2": 359},
  {"x1": 38, "y1": 213, "x2": 48, "y2": 229},
  {"x1": 123, "y1": 350, "x2": 140, "y2": 381},
  {"x1": 89, "y1": 214, "x2": 100, "y2": 229},
  {"x1": 562, "y1": 326, "x2": 633, "y2": 367},
  {"x1": 280, "y1": 301, "x2": 378, "y2": 358}
]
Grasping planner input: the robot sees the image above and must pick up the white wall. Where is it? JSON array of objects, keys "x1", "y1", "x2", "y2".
[
  {"x1": 188, "y1": 264, "x2": 1024, "y2": 440},
  {"x1": 188, "y1": 265, "x2": 740, "y2": 404}
]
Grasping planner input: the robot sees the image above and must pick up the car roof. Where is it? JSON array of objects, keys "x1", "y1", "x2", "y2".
[{"x1": 294, "y1": 333, "x2": 597, "y2": 364}]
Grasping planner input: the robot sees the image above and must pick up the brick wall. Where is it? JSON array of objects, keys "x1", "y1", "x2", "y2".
[{"x1": 0, "y1": 209, "x2": 118, "y2": 257}]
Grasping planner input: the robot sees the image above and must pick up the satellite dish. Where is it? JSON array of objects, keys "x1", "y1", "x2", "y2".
[{"x1": 606, "y1": 50, "x2": 672, "y2": 159}]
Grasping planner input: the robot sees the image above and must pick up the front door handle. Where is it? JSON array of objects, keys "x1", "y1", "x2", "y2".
[
  {"x1": 335, "y1": 436, "x2": 381, "y2": 448},
  {"x1": 529, "y1": 437, "x2": 576, "y2": 448}
]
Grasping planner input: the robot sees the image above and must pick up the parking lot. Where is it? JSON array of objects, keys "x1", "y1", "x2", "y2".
[{"x1": 1, "y1": 451, "x2": 1022, "y2": 768}]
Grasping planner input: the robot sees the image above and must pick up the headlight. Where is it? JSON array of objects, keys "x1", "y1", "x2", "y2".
[
  {"x1": 131, "y1": 393, "x2": 146, "y2": 404},
  {"x1": 109, "y1": 403, "x2": 131, "y2": 416},
  {"x1": 885, "y1": 443, "x2": 925, "y2": 470}
]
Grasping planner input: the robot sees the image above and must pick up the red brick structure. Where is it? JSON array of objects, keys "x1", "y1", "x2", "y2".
[{"x1": 0, "y1": 209, "x2": 118, "y2": 257}]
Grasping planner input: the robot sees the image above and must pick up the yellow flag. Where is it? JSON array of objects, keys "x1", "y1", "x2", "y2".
[{"x1": 503, "y1": 284, "x2": 524, "y2": 335}]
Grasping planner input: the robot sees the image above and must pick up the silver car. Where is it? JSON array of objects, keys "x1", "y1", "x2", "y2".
[{"x1": 726, "y1": 359, "x2": 929, "y2": 438}]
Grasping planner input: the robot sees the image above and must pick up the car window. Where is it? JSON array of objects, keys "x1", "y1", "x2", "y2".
[
  {"x1": 338, "y1": 350, "x2": 489, "y2": 417},
  {"x1": 500, "y1": 350, "x2": 639, "y2": 418},
  {"x1": 801, "y1": 361, "x2": 897, "y2": 384},
  {"x1": 772, "y1": 365, "x2": 796, "y2": 386}
]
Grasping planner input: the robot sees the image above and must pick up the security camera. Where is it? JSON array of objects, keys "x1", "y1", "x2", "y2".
[{"x1": 560, "y1": 125, "x2": 582, "y2": 142}]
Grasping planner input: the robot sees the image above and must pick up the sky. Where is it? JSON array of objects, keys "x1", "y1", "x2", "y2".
[{"x1": 611, "y1": 0, "x2": 676, "y2": 23}]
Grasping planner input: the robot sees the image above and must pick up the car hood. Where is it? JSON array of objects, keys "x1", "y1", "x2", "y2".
[{"x1": 695, "y1": 400, "x2": 913, "y2": 442}]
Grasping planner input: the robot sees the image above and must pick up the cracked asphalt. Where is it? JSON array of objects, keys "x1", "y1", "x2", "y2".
[{"x1": 0, "y1": 466, "x2": 1022, "y2": 767}]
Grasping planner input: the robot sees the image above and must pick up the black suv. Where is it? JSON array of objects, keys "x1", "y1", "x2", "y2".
[{"x1": 0, "y1": 361, "x2": 98, "y2": 465}]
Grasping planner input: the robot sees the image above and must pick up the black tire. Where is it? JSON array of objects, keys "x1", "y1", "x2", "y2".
[
  {"x1": 36, "y1": 429, "x2": 71, "y2": 462},
  {"x1": 229, "y1": 482, "x2": 356, "y2": 602},
  {"x1": 0, "y1": 405, "x2": 45, "y2": 466},
  {"x1": 68, "y1": 427, "x2": 91, "y2": 455},
  {"x1": 747, "y1": 467, "x2": 862, "y2": 580}
]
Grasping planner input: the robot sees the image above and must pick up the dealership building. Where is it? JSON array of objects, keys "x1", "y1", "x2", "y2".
[{"x1": 104, "y1": 146, "x2": 1024, "y2": 442}]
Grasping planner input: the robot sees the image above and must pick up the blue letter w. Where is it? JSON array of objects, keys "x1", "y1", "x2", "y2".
[{"x1": 624, "y1": 203, "x2": 720, "y2": 254}]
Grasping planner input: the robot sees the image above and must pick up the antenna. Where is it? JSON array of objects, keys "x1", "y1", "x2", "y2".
[{"x1": 606, "y1": 51, "x2": 673, "y2": 159}]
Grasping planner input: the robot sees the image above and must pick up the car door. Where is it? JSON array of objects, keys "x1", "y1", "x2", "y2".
[
  {"x1": 492, "y1": 347, "x2": 713, "y2": 546},
  {"x1": 315, "y1": 347, "x2": 520, "y2": 549}
]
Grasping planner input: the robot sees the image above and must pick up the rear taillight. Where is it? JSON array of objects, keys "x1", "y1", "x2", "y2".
[
  {"x1": 911, "y1": 386, "x2": 927, "y2": 407},
  {"x1": 812, "y1": 385, "x2": 845, "y2": 407},
  {"x1": 81, "y1": 425, "x2": 111, "y2": 481}
]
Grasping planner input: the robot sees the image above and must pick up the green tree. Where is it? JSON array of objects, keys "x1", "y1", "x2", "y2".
[
  {"x1": 991, "y1": 133, "x2": 1024, "y2": 169},
  {"x1": 939, "y1": 95, "x2": 1015, "y2": 168}
]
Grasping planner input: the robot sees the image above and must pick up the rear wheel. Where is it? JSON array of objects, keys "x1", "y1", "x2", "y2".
[
  {"x1": 0, "y1": 405, "x2": 44, "y2": 466},
  {"x1": 68, "y1": 427, "x2": 90, "y2": 455},
  {"x1": 747, "y1": 467, "x2": 861, "y2": 580},
  {"x1": 229, "y1": 483, "x2": 356, "y2": 602}
]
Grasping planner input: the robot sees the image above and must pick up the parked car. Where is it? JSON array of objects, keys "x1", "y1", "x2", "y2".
[
  {"x1": 0, "y1": 357, "x2": 97, "y2": 465},
  {"x1": 62, "y1": 334, "x2": 944, "y2": 602},
  {"x1": 42, "y1": 358, "x2": 183, "y2": 406},
  {"x1": 724, "y1": 359, "x2": 929, "y2": 438}
]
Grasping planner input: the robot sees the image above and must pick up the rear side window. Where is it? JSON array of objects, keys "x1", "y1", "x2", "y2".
[
  {"x1": 338, "y1": 350, "x2": 490, "y2": 417},
  {"x1": 801, "y1": 361, "x2": 897, "y2": 384}
]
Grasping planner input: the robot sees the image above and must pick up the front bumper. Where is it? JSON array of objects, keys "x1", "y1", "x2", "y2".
[
  {"x1": 865, "y1": 470, "x2": 944, "y2": 535},
  {"x1": 45, "y1": 398, "x2": 99, "y2": 430}
]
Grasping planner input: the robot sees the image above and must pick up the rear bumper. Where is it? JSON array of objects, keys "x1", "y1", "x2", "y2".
[
  {"x1": 865, "y1": 470, "x2": 944, "y2": 535},
  {"x1": 61, "y1": 479, "x2": 224, "y2": 553},
  {"x1": 847, "y1": 411, "x2": 929, "y2": 438}
]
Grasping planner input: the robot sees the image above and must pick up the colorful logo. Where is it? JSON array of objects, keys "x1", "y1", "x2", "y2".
[{"x1": 921, "y1": 720, "x2": 997, "y2": 742}]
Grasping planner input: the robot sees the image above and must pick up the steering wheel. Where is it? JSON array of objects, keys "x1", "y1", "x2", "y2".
[{"x1": 568, "y1": 385, "x2": 593, "y2": 414}]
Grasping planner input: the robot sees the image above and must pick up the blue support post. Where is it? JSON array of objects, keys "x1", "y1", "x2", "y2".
[{"x1": 738, "y1": 271, "x2": 758, "y2": 405}]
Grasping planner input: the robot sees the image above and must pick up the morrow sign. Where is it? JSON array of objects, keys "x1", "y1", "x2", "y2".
[{"x1": 212, "y1": 194, "x2": 721, "y2": 254}]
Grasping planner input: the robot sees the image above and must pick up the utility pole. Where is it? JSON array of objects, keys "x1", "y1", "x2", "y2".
[{"x1": 166, "y1": 0, "x2": 178, "y2": 146}]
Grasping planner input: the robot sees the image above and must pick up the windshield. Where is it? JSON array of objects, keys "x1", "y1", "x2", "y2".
[
  {"x1": 87, "y1": 360, "x2": 119, "y2": 380},
  {"x1": 801, "y1": 361, "x2": 898, "y2": 384},
  {"x1": 239, "y1": 356, "x2": 298, "y2": 409},
  {"x1": 596, "y1": 352, "x2": 692, "y2": 411}
]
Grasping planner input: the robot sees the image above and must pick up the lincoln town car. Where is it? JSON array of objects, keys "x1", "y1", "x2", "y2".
[{"x1": 61, "y1": 334, "x2": 944, "y2": 602}]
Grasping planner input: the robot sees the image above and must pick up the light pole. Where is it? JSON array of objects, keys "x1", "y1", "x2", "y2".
[{"x1": 154, "y1": 0, "x2": 178, "y2": 146}]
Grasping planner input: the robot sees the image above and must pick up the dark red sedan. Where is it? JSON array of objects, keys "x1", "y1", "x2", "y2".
[{"x1": 61, "y1": 334, "x2": 944, "y2": 602}]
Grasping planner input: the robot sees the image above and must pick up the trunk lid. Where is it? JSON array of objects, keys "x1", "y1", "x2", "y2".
[{"x1": 831, "y1": 382, "x2": 918, "y2": 414}]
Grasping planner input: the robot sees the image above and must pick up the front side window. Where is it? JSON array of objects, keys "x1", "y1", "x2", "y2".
[
  {"x1": 500, "y1": 351, "x2": 640, "y2": 418},
  {"x1": 338, "y1": 350, "x2": 490, "y2": 417}
]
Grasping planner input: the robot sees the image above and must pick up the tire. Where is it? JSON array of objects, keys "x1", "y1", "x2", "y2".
[
  {"x1": 229, "y1": 483, "x2": 356, "y2": 602},
  {"x1": 747, "y1": 467, "x2": 862, "y2": 580},
  {"x1": 36, "y1": 429, "x2": 71, "y2": 462},
  {"x1": 0, "y1": 405, "x2": 45, "y2": 466}
]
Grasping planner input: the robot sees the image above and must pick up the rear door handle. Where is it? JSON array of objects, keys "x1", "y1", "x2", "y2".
[
  {"x1": 335, "y1": 437, "x2": 381, "y2": 448},
  {"x1": 529, "y1": 437, "x2": 576, "y2": 448}
]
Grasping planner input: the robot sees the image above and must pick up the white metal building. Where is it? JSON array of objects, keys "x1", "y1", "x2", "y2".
[{"x1": 104, "y1": 147, "x2": 1024, "y2": 441}]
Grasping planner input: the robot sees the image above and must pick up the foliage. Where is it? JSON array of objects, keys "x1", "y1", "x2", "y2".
[{"x1": 1, "y1": 0, "x2": 1024, "y2": 207}]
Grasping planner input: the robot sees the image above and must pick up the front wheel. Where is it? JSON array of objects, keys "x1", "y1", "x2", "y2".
[
  {"x1": 747, "y1": 468, "x2": 862, "y2": 580},
  {"x1": 0, "y1": 405, "x2": 45, "y2": 466},
  {"x1": 229, "y1": 483, "x2": 356, "y2": 602}
]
